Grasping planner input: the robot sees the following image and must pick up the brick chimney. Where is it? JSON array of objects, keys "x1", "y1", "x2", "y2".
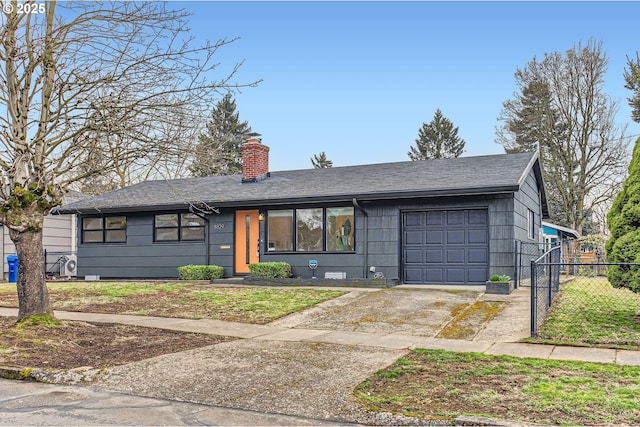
[{"x1": 241, "y1": 138, "x2": 270, "y2": 182}]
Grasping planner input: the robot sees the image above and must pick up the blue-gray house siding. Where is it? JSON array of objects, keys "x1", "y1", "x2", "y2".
[{"x1": 61, "y1": 150, "x2": 549, "y2": 284}]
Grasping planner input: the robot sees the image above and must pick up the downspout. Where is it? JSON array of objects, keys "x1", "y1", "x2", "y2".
[
  {"x1": 189, "y1": 208, "x2": 210, "y2": 266},
  {"x1": 352, "y1": 198, "x2": 368, "y2": 278}
]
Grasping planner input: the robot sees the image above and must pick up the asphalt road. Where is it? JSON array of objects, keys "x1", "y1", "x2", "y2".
[{"x1": 0, "y1": 378, "x2": 341, "y2": 426}]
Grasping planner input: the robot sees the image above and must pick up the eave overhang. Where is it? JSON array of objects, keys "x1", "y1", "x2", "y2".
[{"x1": 53, "y1": 184, "x2": 520, "y2": 216}]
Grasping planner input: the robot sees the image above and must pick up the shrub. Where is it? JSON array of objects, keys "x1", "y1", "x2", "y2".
[
  {"x1": 177, "y1": 265, "x2": 224, "y2": 280},
  {"x1": 607, "y1": 136, "x2": 640, "y2": 293},
  {"x1": 248, "y1": 262, "x2": 292, "y2": 278}
]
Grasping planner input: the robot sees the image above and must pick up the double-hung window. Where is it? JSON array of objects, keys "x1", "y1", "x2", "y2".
[
  {"x1": 267, "y1": 207, "x2": 354, "y2": 252},
  {"x1": 82, "y1": 216, "x2": 126, "y2": 243},
  {"x1": 154, "y1": 213, "x2": 205, "y2": 242}
]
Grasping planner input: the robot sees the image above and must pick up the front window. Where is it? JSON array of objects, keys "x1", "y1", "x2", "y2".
[
  {"x1": 155, "y1": 214, "x2": 179, "y2": 241},
  {"x1": 155, "y1": 213, "x2": 205, "y2": 242},
  {"x1": 105, "y1": 216, "x2": 127, "y2": 242},
  {"x1": 326, "y1": 207, "x2": 354, "y2": 251},
  {"x1": 82, "y1": 216, "x2": 126, "y2": 243},
  {"x1": 296, "y1": 208, "x2": 323, "y2": 251},
  {"x1": 267, "y1": 207, "x2": 354, "y2": 252},
  {"x1": 181, "y1": 213, "x2": 206, "y2": 241},
  {"x1": 267, "y1": 210, "x2": 293, "y2": 251}
]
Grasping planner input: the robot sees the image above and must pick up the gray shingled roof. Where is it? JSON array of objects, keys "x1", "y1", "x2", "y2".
[{"x1": 55, "y1": 151, "x2": 546, "y2": 215}]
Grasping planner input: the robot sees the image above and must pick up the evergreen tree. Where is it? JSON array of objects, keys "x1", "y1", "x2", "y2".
[
  {"x1": 408, "y1": 109, "x2": 465, "y2": 160},
  {"x1": 498, "y1": 80, "x2": 573, "y2": 227},
  {"x1": 190, "y1": 93, "x2": 252, "y2": 176},
  {"x1": 311, "y1": 151, "x2": 333, "y2": 168},
  {"x1": 624, "y1": 53, "x2": 640, "y2": 123},
  {"x1": 606, "y1": 137, "x2": 640, "y2": 293}
]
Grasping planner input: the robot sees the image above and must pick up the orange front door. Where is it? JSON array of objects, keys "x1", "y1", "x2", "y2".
[{"x1": 235, "y1": 210, "x2": 260, "y2": 274}]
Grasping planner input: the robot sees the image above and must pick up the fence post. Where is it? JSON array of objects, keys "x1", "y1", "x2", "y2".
[{"x1": 530, "y1": 259, "x2": 536, "y2": 337}]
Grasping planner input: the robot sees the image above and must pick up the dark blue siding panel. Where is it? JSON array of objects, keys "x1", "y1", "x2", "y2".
[{"x1": 74, "y1": 192, "x2": 530, "y2": 282}]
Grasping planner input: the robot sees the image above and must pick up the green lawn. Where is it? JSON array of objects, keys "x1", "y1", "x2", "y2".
[
  {"x1": 356, "y1": 349, "x2": 640, "y2": 426},
  {"x1": 528, "y1": 277, "x2": 640, "y2": 350},
  {"x1": 0, "y1": 281, "x2": 346, "y2": 324}
]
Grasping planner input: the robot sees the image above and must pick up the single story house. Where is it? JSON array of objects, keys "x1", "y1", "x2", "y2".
[{"x1": 54, "y1": 139, "x2": 549, "y2": 285}]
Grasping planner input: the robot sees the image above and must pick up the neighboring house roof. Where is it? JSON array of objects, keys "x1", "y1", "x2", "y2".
[
  {"x1": 61, "y1": 189, "x2": 90, "y2": 205},
  {"x1": 542, "y1": 221, "x2": 580, "y2": 239},
  {"x1": 54, "y1": 151, "x2": 549, "y2": 216}
]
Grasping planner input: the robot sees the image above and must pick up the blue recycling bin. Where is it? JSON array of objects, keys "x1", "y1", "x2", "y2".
[{"x1": 6, "y1": 255, "x2": 18, "y2": 283}]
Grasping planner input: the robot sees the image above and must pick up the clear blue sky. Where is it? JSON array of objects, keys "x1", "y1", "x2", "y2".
[{"x1": 178, "y1": 1, "x2": 640, "y2": 172}]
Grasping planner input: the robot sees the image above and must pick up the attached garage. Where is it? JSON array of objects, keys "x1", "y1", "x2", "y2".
[{"x1": 402, "y1": 209, "x2": 489, "y2": 285}]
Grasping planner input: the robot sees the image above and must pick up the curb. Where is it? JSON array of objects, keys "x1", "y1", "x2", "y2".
[
  {"x1": 0, "y1": 364, "x2": 106, "y2": 384},
  {"x1": 0, "y1": 365, "x2": 34, "y2": 381},
  {"x1": 456, "y1": 415, "x2": 541, "y2": 426}
]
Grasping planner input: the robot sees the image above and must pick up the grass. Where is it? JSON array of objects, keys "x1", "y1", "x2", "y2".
[
  {"x1": 0, "y1": 281, "x2": 184, "y2": 297},
  {"x1": 356, "y1": 349, "x2": 640, "y2": 426},
  {"x1": 527, "y1": 277, "x2": 640, "y2": 350},
  {"x1": 0, "y1": 281, "x2": 346, "y2": 324},
  {"x1": 358, "y1": 282, "x2": 640, "y2": 425},
  {"x1": 184, "y1": 287, "x2": 346, "y2": 323}
]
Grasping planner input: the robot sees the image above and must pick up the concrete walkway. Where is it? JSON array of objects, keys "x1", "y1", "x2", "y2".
[{"x1": 1, "y1": 296, "x2": 638, "y2": 366}]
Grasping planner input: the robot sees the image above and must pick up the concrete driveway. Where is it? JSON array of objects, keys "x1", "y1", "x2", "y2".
[
  {"x1": 270, "y1": 285, "x2": 529, "y2": 341},
  {"x1": 91, "y1": 285, "x2": 531, "y2": 425}
]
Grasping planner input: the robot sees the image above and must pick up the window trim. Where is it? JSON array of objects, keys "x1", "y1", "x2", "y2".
[
  {"x1": 82, "y1": 216, "x2": 127, "y2": 244},
  {"x1": 266, "y1": 206, "x2": 355, "y2": 254},
  {"x1": 154, "y1": 213, "x2": 206, "y2": 243}
]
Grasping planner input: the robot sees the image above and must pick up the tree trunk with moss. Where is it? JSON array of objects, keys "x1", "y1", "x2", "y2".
[
  {"x1": 11, "y1": 219, "x2": 52, "y2": 320},
  {"x1": 4, "y1": 186, "x2": 58, "y2": 321}
]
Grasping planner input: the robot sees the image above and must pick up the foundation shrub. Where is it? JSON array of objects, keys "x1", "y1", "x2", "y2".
[
  {"x1": 177, "y1": 265, "x2": 224, "y2": 280},
  {"x1": 248, "y1": 262, "x2": 292, "y2": 278}
]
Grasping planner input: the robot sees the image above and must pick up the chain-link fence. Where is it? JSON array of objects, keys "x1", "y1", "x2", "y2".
[
  {"x1": 514, "y1": 240, "x2": 546, "y2": 287},
  {"x1": 530, "y1": 245, "x2": 561, "y2": 336},
  {"x1": 531, "y1": 250, "x2": 640, "y2": 346}
]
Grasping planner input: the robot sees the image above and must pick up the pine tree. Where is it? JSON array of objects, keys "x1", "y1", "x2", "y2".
[
  {"x1": 624, "y1": 53, "x2": 640, "y2": 123},
  {"x1": 190, "y1": 93, "x2": 252, "y2": 177},
  {"x1": 498, "y1": 80, "x2": 572, "y2": 228},
  {"x1": 311, "y1": 152, "x2": 333, "y2": 168},
  {"x1": 606, "y1": 137, "x2": 640, "y2": 293},
  {"x1": 408, "y1": 109, "x2": 465, "y2": 160}
]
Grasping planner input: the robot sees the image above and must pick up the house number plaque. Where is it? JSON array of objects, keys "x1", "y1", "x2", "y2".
[{"x1": 213, "y1": 223, "x2": 225, "y2": 230}]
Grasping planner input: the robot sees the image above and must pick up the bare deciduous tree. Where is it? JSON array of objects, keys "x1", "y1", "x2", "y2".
[
  {"x1": 496, "y1": 40, "x2": 629, "y2": 235},
  {"x1": 0, "y1": 1, "x2": 257, "y2": 321}
]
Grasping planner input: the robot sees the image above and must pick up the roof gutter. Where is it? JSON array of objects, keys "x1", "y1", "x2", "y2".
[{"x1": 352, "y1": 198, "x2": 369, "y2": 279}]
